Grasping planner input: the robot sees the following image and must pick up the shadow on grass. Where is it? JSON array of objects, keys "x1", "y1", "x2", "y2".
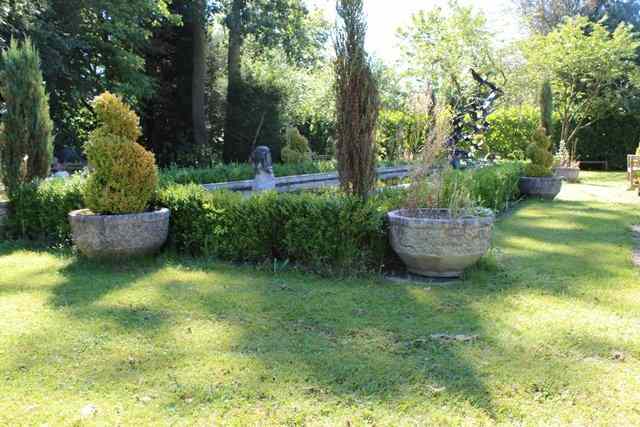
[
  {"x1": 49, "y1": 256, "x2": 170, "y2": 332},
  {"x1": 1, "y1": 196, "x2": 637, "y2": 422}
]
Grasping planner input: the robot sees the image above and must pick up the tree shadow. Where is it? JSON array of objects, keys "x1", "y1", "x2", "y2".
[
  {"x1": 153, "y1": 268, "x2": 499, "y2": 418},
  {"x1": 49, "y1": 256, "x2": 170, "y2": 332},
  {"x1": 1, "y1": 196, "x2": 638, "y2": 422}
]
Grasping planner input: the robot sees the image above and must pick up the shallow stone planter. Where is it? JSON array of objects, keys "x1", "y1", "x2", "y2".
[
  {"x1": 69, "y1": 208, "x2": 170, "y2": 258},
  {"x1": 554, "y1": 167, "x2": 580, "y2": 183},
  {"x1": 519, "y1": 176, "x2": 562, "y2": 200},
  {"x1": 388, "y1": 209, "x2": 494, "y2": 278}
]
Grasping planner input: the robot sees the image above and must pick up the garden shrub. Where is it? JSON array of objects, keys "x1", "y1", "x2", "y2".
[
  {"x1": 281, "y1": 127, "x2": 312, "y2": 164},
  {"x1": 524, "y1": 127, "x2": 554, "y2": 177},
  {"x1": 377, "y1": 110, "x2": 428, "y2": 161},
  {"x1": 158, "y1": 162, "x2": 523, "y2": 273},
  {"x1": 158, "y1": 185, "x2": 390, "y2": 274},
  {"x1": 83, "y1": 92, "x2": 159, "y2": 214},
  {"x1": 485, "y1": 106, "x2": 540, "y2": 160},
  {"x1": 0, "y1": 38, "x2": 54, "y2": 196},
  {"x1": 6, "y1": 162, "x2": 523, "y2": 273},
  {"x1": 7, "y1": 176, "x2": 84, "y2": 242}
]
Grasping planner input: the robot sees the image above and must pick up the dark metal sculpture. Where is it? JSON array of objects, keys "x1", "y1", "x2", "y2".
[{"x1": 447, "y1": 69, "x2": 503, "y2": 169}]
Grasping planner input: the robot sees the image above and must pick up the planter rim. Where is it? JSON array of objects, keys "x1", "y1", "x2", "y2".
[
  {"x1": 388, "y1": 208, "x2": 494, "y2": 226},
  {"x1": 69, "y1": 207, "x2": 170, "y2": 222},
  {"x1": 520, "y1": 176, "x2": 562, "y2": 181}
]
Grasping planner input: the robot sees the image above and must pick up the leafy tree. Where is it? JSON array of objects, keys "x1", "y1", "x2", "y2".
[
  {"x1": 513, "y1": 0, "x2": 598, "y2": 34},
  {"x1": 0, "y1": 38, "x2": 53, "y2": 195},
  {"x1": 223, "y1": 0, "x2": 329, "y2": 162},
  {"x1": 2, "y1": 0, "x2": 177, "y2": 156},
  {"x1": 523, "y1": 16, "x2": 640, "y2": 161},
  {"x1": 141, "y1": 0, "x2": 221, "y2": 166},
  {"x1": 514, "y1": 0, "x2": 640, "y2": 34},
  {"x1": 335, "y1": 0, "x2": 379, "y2": 200},
  {"x1": 397, "y1": 1, "x2": 499, "y2": 104}
]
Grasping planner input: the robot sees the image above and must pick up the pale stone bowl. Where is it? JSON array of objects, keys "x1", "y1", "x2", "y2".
[
  {"x1": 69, "y1": 208, "x2": 170, "y2": 258},
  {"x1": 388, "y1": 209, "x2": 494, "y2": 278},
  {"x1": 554, "y1": 167, "x2": 580, "y2": 183}
]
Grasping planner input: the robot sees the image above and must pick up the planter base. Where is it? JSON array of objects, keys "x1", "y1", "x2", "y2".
[{"x1": 69, "y1": 208, "x2": 170, "y2": 258}]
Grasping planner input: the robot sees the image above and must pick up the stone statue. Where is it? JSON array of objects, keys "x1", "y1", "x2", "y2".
[
  {"x1": 252, "y1": 146, "x2": 276, "y2": 191},
  {"x1": 447, "y1": 69, "x2": 503, "y2": 169}
]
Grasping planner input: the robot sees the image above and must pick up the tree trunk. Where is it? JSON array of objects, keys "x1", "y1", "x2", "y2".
[
  {"x1": 223, "y1": 0, "x2": 247, "y2": 163},
  {"x1": 191, "y1": 0, "x2": 208, "y2": 150}
]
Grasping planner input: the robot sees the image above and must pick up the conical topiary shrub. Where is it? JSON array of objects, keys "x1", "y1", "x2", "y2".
[
  {"x1": 83, "y1": 92, "x2": 159, "y2": 214},
  {"x1": 281, "y1": 127, "x2": 312, "y2": 164},
  {"x1": 525, "y1": 127, "x2": 554, "y2": 177}
]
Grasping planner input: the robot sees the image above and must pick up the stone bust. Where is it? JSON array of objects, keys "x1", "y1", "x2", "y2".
[
  {"x1": 252, "y1": 146, "x2": 273, "y2": 175},
  {"x1": 252, "y1": 146, "x2": 276, "y2": 191}
]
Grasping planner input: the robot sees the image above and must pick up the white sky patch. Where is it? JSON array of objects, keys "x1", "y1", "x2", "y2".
[{"x1": 308, "y1": 0, "x2": 527, "y2": 62}]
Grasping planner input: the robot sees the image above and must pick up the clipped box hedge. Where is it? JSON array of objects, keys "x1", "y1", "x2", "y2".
[{"x1": 5, "y1": 162, "x2": 524, "y2": 274}]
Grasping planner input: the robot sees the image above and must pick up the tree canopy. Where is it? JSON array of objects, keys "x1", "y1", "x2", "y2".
[{"x1": 523, "y1": 16, "x2": 640, "y2": 158}]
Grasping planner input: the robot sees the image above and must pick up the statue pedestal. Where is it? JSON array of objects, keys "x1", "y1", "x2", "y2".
[
  {"x1": 252, "y1": 146, "x2": 276, "y2": 191},
  {"x1": 253, "y1": 171, "x2": 276, "y2": 191}
]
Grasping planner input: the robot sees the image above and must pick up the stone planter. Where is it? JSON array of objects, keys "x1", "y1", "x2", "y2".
[
  {"x1": 519, "y1": 176, "x2": 562, "y2": 200},
  {"x1": 388, "y1": 209, "x2": 494, "y2": 278},
  {"x1": 554, "y1": 167, "x2": 580, "y2": 183},
  {"x1": 69, "y1": 208, "x2": 170, "y2": 258}
]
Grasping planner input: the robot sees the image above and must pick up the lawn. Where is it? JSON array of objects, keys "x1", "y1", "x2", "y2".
[{"x1": 0, "y1": 173, "x2": 639, "y2": 426}]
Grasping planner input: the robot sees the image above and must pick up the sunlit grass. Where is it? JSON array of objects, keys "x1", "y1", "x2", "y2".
[{"x1": 0, "y1": 173, "x2": 638, "y2": 425}]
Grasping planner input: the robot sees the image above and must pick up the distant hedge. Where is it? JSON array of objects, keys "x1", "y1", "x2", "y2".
[
  {"x1": 485, "y1": 107, "x2": 639, "y2": 170},
  {"x1": 5, "y1": 162, "x2": 524, "y2": 274},
  {"x1": 160, "y1": 160, "x2": 337, "y2": 186}
]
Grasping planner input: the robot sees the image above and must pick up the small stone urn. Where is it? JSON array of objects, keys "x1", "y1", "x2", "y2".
[
  {"x1": 69, "y1": 208, "x2": 170, "y2": 258},
  {"x1": 554, "y1": 166, "x2": 580, "y2": 183},
  {"x1": 388, "y1": 209, "x2": 494, "y2": 278}
]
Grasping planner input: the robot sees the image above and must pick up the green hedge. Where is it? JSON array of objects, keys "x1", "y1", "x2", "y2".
[
  {"x1": 158, "y1": 162, "x2": 523, "y2": 273},
  {"x1": 485, "y1": 106, "x2": 639, "y2": 170},
  {"x1": 160, "y1": 161, "x2": 337, "y2": 186},
  {"x1": 5, "y1": 162, "x2": 524, "y2": 274},
  {"x1": 6, "y1": 176, "x2": 84, "y2": 243},
  {"x1": 485, "y1": 106, "x2": 539, "y2": 160},
  {"x1": 158, "y1": 186, "x2": 397, "y2": 274}
]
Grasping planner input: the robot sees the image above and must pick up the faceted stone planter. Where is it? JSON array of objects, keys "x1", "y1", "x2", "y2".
[
  {"x1": 519, "y1": 176, "x2": 562, "y2": 200},
  {"x1": 388, "y1": 209, "x2": 494, "y2": 278},
  {"x1": 69, "y1": 208, "x2": 170, "y2": 258},
  {"x1": 554, "y1": 167, "x2": 580, "y2": 183}
]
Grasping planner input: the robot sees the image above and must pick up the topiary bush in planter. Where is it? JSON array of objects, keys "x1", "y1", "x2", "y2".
[
  {"x1": 83, "y1": 92, "x2": 158, "y2": 214},
  {"x1": 519, "y1": 126, "x2": 562, "y2": 199},
  {"x1": 69, "y1": 92, "x2": 169, "y2": 258}
]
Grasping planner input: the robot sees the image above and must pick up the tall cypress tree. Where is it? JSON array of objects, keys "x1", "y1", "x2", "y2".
[
  {"x1": 0, "y1": 38, "x2": 53, "y2": 195},
  {"x1": 540, "y1": 80, "x2": 554, "y2": 136},
  {"x1": 334, "y1": 0, "x2": 379, "y2": 200}
]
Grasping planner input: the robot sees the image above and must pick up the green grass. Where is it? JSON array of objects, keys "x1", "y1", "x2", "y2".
[{"x1": 0, "y1": 173, "x2": 639, "y2": 426}]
